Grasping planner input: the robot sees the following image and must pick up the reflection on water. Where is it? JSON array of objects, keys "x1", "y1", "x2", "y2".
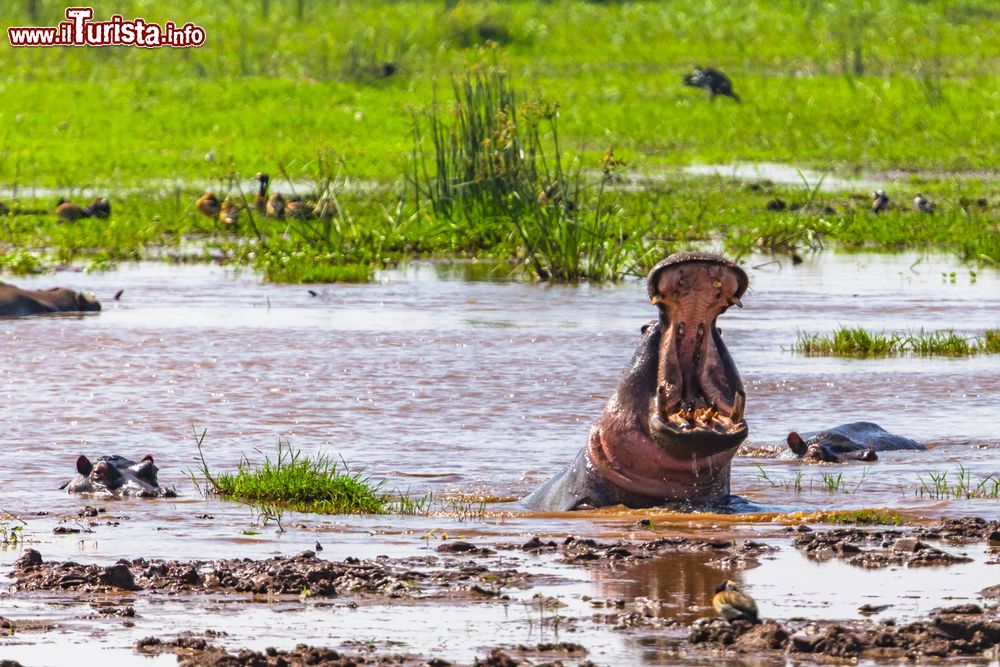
[{"x1": 0, "y1": 251, "x2": 998, "y2": 664}]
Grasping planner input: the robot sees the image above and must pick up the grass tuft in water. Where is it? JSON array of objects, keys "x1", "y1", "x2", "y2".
[
  {"x1": 194, "y1": 434, "x2": 391, "y2": 514},
  {"x1": 916, "y1": 466, "x2": 1000, "y2": 500},
  {"x1": 794, "y1": 326, "x2": 1000, "y2": 357}
]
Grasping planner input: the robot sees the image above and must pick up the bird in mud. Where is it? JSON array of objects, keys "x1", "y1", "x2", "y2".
[
  {"x1": 195, "y1": 192, "x2": 222, "y2": 219},
  {"x1": 683, "y1": 67, "x2": 740, "y2": 102},
  {"x1": 266, "y1": 192, "x2": 286, "y2": 219},
  {"x1": 56, "y1": 197, "x2": 112, "y2": 221},
  {"x1": 713, "y1": 580, "x2": 759, "y2": 624},
  {"x1": 914, "y1": 193, "x2": 935, "y2": 213},
  {"x1": 871, "y1": 189, "x2": 890, "y2": 213},
  {"x1": 252, "y1": 173, "x2": 271, "y2": 214}
]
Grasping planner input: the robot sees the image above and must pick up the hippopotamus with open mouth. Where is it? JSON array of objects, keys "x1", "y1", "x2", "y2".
[
  {"x1": 525, "y1": 252, "x2": 749, "y2": 511},
  {"x1": 786, "y1": 422, "x2": 925, "y2": 463},
  {"x1": 61, "y1": 455, "x2": 177, "y2": 498},
  {"x1": 0, "y1": 281, "x2": 101, "y2": 317}
]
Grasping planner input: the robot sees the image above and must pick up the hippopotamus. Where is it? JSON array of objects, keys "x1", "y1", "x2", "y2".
[
  {"x1": 61, "y1": 455, "x2": 177, "y2": 498},
  {"x1": 786, "y1": 422, "x2": 925, "y2": 463},
  {"x1": 0, "y1": 281, "x2": 101, "y2": 316},
  {"x1": 525, "y1": 252, "x2": 749, "y2": 511}
]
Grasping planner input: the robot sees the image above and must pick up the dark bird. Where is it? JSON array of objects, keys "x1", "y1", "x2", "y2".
[
  {"x1": 284, "y1": 196, "x2": 313, "y2": 219},
  {"x1": 871, "y1": 189, "x2": 890, "y2": 213},
  {"x1": 253, "y1": 173, "x2": 270, "y2": 214},
  {"x1": 219, "y1": 198, "x2": 241, "y2": 227},
  {"x1": 713, "y1": 580, "x2": 759, "y2": 624},
  {"x1": 55, "y1": 197, "x2": 111, "y2": 221},
  {"x1": 683, "y1": 67, "x2": 740, "y2": 102},
  {"x1": 914, "y1": 193, "x2": 935, "y2": 213},
  {"x1": 196, "y1": 192, "x2": 222, "y2": 219}
]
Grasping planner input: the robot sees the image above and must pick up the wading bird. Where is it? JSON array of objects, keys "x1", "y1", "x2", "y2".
[
  {"x1": 195, "y1": 192, "x2": 221, "y2": 219},
  {"x1": 713, "y1": 580, "x2": 759, "y2": 624},
  {"x1": 914, "y1": 193, "x2": 935, "y2": 213},
  {"x1": 266, "y1": 192, "x2": 286, "y2": 219},
  {"x1": 871, "y1": 190, "x2": 890, "y2": 213},
  {"x1": 683, "y1": 67, "x2": 740, "y2": 102}
]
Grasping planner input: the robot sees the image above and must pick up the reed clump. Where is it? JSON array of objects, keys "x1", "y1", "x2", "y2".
[{"x1": 793, "y1": 326, "x2": 1000, "y2": 357}]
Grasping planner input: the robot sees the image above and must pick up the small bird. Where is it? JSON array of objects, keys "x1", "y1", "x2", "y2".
[
  {"x1": 253, "y1": 173, "x2": 270, "y2": 214},
  {"x1": 266, "y1": 192, "x2": 286, "y2": 219},
  {"x1": 55, "y1": 197, "x2": 109, "y2": 221},
  {"x1": 218, "y1": 198, "x2": 241, "y2": 227},
  {"x1": 284, "y1": 196, "x2": 313, "y2": 219},
  {"x1": 713, "y1": 580, "x2": 759, "y2": 624},
  {"x1": 871, "y1": 189, "x2": 890, "y2": 213},
  {"x1": 914, "y1": 193, "x2": 935, "y2": 213},
  {"x1": 196, "y1": 192, "x2": 222, "y2": 219},
  {"x1": 87, "y1": 197, "x2": 111, "y2": 219},
  {"x1": 683, "y1": 67, "x2": 740, "y2": 102}
]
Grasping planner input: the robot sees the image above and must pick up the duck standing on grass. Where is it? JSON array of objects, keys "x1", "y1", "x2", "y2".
[
  {"x1": 266, "y1": 192, "x2": 286, "y2": 219},
  {"x1": 218, "y1": 198, "x2": 241, "y2": 227},
  {"x1": 713, "y1": 580, "x2": 759, "y2": 624},
  {"x1": 914, "y1": 193, "x2": 935, "y2": 213},
  {"x1": 196, "y1": 192, "x2": 221, "y2": 219},
  {"x1": 871, "y1": 189, "x2": 890, "y2": 213},
  {"x1": 683, "y1": 66, "x2": 741, "y2": 102}
]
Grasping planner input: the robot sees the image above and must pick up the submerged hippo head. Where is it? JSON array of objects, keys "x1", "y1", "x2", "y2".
[
  {"x1": 586, "y1": 252, "x2": 749, "y2": 504},
  {"x1": 65, "y1": 455, "x2": 176, "y2": 498}
]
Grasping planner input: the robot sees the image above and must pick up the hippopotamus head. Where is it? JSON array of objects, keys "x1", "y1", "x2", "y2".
[
  {"x1": 65, "y1": 455, "x2": 176, "y2": 498},
  {"x1": 586, "y1": 252, "x2": 749, "y2": 504},
  {"x1": 45, "y1": 287, "x2": 101, "y2": 312}
]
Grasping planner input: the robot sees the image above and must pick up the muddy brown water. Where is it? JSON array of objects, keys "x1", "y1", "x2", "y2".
[{"x1": 1, "y1": 251, "x2": 998, "y2": 665}]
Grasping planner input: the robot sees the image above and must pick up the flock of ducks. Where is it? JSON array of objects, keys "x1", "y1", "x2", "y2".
[{"x1": 195, "y1": 173, "x2": 337, "y2": 227}]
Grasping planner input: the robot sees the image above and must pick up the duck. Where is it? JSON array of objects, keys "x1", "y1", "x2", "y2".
[
  {"x1": 313, "y1": 197, "x2": 337, "y2": 221},
  {"x1": 253, "y1": 173, "x2": 270, "y2": 214},
  {"x1": 284, "y1": 196, "x2": 313, "y2": 219},
  {"x1": 683, "y1": 67, "x2": 740, "y2": 102},
  {"x1": 196, "y1": 192, "x2": 222, "y2": 219},
  {"x1": 218, "y1": 198, "x2": 241, "y2": 227},
  {"x1": 871, "y1": 190, "x2": 890, "y2": 213},
  {"x1": 713, "y1": 580, "x2": 759, "y2": 624},
  {"x1": 914, "y1": 193, "x2": 935, "y2": 213},
  {"x1": 266, "y1": 192, "x2": 286, "y2": 219},
  {"x1": 56, "y1": 197, "x2": 111, "y2": 221}
]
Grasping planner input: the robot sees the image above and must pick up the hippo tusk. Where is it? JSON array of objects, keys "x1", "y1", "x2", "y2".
[
  {"x1": 731, "y1": 391, "x2": 745, "y2": 423},
  {"x1": 729, "y1": 296, "x2": 744, "y2": 308},
  {"x1": 651, "y1": 295, "x2": 663, "y2": 305}
]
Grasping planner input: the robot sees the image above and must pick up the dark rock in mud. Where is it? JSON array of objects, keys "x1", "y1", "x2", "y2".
[
  {"x1": 1, "y1": 661, "x2": 26, "y2": 667},
  {"x1": 520, "y1": 536, "x2": 558, "y2": 553},
  {"x1": 555, "y1": 535, "x2": 773, "y2": 571},
  {"x1": 917, "y1": 517, "x2": 1000, "y2": 542},
  {"x1": 436, "y1": 541, "x2": 495, "y2": 556},
  {"x1": 137, "y1": 638, "x2": 423, "y2": 666},
  {"x1": 13, "y1": 550, "x2": 530, "y2": 601},
  {"x1": 794, "y1": 528, "x2": 971, "y2": 568}
]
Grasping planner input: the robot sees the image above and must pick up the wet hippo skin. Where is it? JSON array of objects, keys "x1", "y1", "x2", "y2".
[
  {"x1": 787, "y1": 422, "x2": 926, "y2": 463},
  {"x1": 0, "y1": 281, "x2": 101, "y2": 316},
  {"x1": 525, "y1": 252, "x2": 749, "y2": 511}
]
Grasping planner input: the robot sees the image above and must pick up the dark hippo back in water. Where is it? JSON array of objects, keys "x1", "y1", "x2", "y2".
[
  {"x1": 787, "y1": 422, "x2": 925, "y2": 463},
  {"x1": 63, "y1": 455, "x2": 176, "y2": 498}
]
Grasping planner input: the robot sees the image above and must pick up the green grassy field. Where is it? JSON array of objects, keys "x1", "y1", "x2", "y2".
[{"x1": 0, "y1": 1, "x2": 997, "y2": 280}]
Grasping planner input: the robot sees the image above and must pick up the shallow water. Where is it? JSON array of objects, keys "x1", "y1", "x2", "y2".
[{"x1": 1, "y1": 251, "x2": 999, "y2": 664}]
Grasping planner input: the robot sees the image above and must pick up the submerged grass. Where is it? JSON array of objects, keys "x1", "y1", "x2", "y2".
[
  {"x1": 794, "y1": 326, "x2": 1000, "y2": 357},
  {"x1": 916, "y1": 466, "x2": 1000, "y2": 500}
]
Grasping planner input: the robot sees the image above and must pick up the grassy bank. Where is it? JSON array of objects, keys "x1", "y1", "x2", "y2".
[
  {"x1": 794, "y1": 326, "x2": 1000, "y2": 357},
  {"x1": 0, "y1": 0, "x2": 998, "y2": 187}
]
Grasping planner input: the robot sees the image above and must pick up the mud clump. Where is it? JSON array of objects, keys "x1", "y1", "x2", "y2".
[
  {"x1": 690, "y1": 606, "x2": 1000, "y2": 661},
  {"x1": 918, "y1": 517, "x2": 1000, "y2": 542},
  {"x1": 136, "y1": 638, "x2": 426, "y2": 665},
  {"x1": 13, "y1": 549, "x2": 530, "y2": 600},
  {"x1": 794, "y1": 529, "x2": 971, "y2": 568},
  {"x1": 558, "y1": 536, "x2": 775, "y2": 569}
]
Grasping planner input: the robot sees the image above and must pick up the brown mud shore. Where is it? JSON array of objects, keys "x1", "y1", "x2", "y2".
[{"x1": 6, "y1": 517, "x2": 1000, "y2": 665}]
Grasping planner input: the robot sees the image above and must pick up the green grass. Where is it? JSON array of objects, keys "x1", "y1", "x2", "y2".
[
  {"x1": 917, "y1": 466, "x2": 1000, "y2": 500},
  {"x1": 794, "y1": 326, "x2": 1000, "y2": 357},
  {"x1": 195, "y1": 437, "x2": 394, "y2": 514},
  {"x1": 0, "y1": 2, "x2": 998, "y2": 282},
  {"x1": 822, "y1": 509, "x2": 906, "y2": 526}
]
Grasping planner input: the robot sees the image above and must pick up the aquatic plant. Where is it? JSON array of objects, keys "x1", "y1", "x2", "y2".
[
  {"x1": 793, "y1": 327, "x2": 1000, "y2": 357},
  {"x1": 917, "y1": 466, "x2": 1000, "y2": 500},
  {"x1": 822, "y1": 509, "x2": 906, "y2": 526},
  {"x1": 193, "y1": 433, "x2": 392, "y2": 514}
]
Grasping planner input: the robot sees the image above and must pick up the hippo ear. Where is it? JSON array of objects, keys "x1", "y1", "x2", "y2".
[
  {"x1": 76, "y1": 455, "x2": 93, "y2": 476},
  {"x1": 640, "y1": 320, "x2": 657, "y2": 335},
  {"x1": 787, "y1": 432, "x2": 807, "y2": 457},
  {"x1": 141, "y1": 455, "x2": 154, "y2": 464}
]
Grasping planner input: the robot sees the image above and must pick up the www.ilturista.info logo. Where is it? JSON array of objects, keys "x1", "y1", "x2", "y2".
[{"x1": 7, "y1": 7, "x2": 206, "y2": 48}]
